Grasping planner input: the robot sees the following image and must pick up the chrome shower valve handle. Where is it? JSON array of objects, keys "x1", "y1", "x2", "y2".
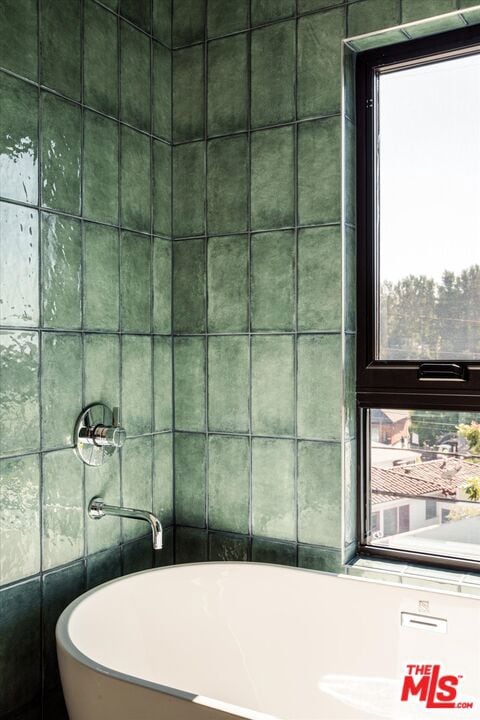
[{"x1": 75, "y1": 403, "x2": 126, "y2": 466}]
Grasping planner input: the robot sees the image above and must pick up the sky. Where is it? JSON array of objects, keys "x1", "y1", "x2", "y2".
[{"x1": 379, "y1": 52, "x2": 480, "y2": 284}]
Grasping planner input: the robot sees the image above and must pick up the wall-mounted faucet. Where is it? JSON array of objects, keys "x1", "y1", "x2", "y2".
[{"x1": 89, "y1": 497, "x2": 163, "y2": 550}]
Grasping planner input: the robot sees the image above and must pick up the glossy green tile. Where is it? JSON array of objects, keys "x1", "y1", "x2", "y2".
[
  {"x1": 209, "y1": 533, "x2": 249, "y2": 561},
  {"x1": 123, "y1": 536, "x2": 154, "y2": 573},
  {"x1": 0, "y1": 331, "x2": 40, "y2": 456},
  {"x1": 86, "y1": 453, "x2": 121, "y2": 554},
  {"x1": 175, "y1": 525, "x2": 208, "y2": 563},
  {"x1": 153, "y1": 238, "x2": 172, "y2": 333},
  {"x1": 347, "y1": 27, "x2": 407, "y2": 52},
  {"x1": 252, "y1": 336, "x2": 294, "y2": 436},
  {"x1": 297, "y1": 545, "x2": 341, "y2": 573},
  {"x1": 207, "y1": 135, "x2": 248, "y2": 234},
  {"x1": 298, "y1": 117, "x2": 341, "y2": 226},
  {"x1": 122, "y1": 437, "x2": 153, "y2": 541},
  {"x1": 0, "y1": 0, "x2": 37, "y2": 79},
  {"x1": 100, "y1": 0, "x2": 118, "y2": 8},
  {"x1": 173, "y1": 45, "x2": 204, "y2": 142},
  {"x1": 251, "y1": 0, "x2": 295, "y2": 24},
  {"x1": 172, "y1": 142, "x2": 205, "y2": 237},
  {"x1": 41, "y1": 0, "x2": 81, "y2": 99},
  {"x1": 208, "y1": 0, "x2": 248, "y2": 36},
  {"x1": 297, "y1": 334, "x2": 342, "y2": 441},
  {"x1": 154, "y1": 433, "x2": 173, "y2": 526},
  {"x1": 41, "y1": 93, "x2": 81, "y2": 215},
  {"x1": 175, "y1": 433, "x2": 206, "y2": 527},
  {"x1": 402, "y1": 0, "x2": 454, "y2": 23},
  {"x1": 347, "y1": 0, "x2": 400, "y2": 36},
  {"x1": 207, "y1": 236, "x2": 248, "y2": 332},
  {"x1": 173, "y1": 239, "x2": 205, "y2": 332},
  {"x1": 121, "y1": 126, "x2": 151, "y2": 233},
  {"x1": 42, "y1": 449, "x2": 83, "y2": 570},
  {"x1": 120, "y1": 231, "x2": 152, "y2": 332},
  {"x1": 298, "y1": 441, "x2": 341, "y2": 547},
  {"x1": 251, "y1": 126, "x2": 294, "y2": 230},
  {"x1": 153, "y1": 42, "x2": 172, "y2": 141},
  {"x1": 0, "y1": 579, "x2": 41, "y2": 715},
  {"x1": 251, "y1": 21, "x2": 295, "y2": 128},
  {"x1": 174, "y1": 336, "x2": 205, "y2": 431},
  {"x1": 345, "y1": 118, "x2": 355, "y2": 225},
  {"x1": 41, "y1": 333, "x2": 82, "y2": 449},
  {"x1": 251, "y1": 230, "x2": 295, "y2": 331},
  {"x1": 208, "y1": 435, "x2": 249, "y2": 534},
  {"x1": 463, "y1": 7, "x2": 480, "y2": 25},
  {"x1": 121, "y1": 0, "x2": 151, "y2": 31},
  {"x1": 345, "y1": 333, "x2": 355, "y2": 440},
  {"x1": 208, "y1": 35, "x2": 247, "y2": 135},
  {"x1": 208, "y1": 336, "x2": 249, "y2": 433},
  {"x1": 154, "y1": 337, "x2": 173, "y2": 430},
  {"x1": 298, "y1": 8, "x2": 345, "y2": 119},
  {"x1": 42, "y1": 563, "x2": 85, "y2": 691},
  {"x1": 84, "y1": 0, "x2": 118, "y2": 116},
  {"x1": 121, "y1": 22, "x2": 151, "y2": 132},
  {"x1": 251, "y1": 537, "x2": 296, "y2": 566},
  {"x1": 0, "y1": 202, "x2": 38, "y2": 326},
  {"x1": 299, "y1": 0, "x2": 344, "y2": 10},
  {"x1": 84, "y1": 333, "x2": 120, "y2": 407},
  {"x1": 0, "y1": 74, "x2": 38, "y2": 203},
  {"x1": 344, "y1": 439, "x2": 356, "y2": 546},
  {"x1": 84, "y1": 112, "x2": 119, "y2": 224},
  {"x1": 153, "y1": 140, "x2": 172, "y2": 237},
  {"x1": 122, "y1": 335, "x2": 152, "y2": 435},
  {"x1": 172, "y1": 0, "x2": 205, "y2": 46},
  {"x1": 153, "y1": 0, "x2": 172, "y2": 45},
  {"x1": 298, "y1": 226, "x2": 341, "y2": 332},
  {"x1": 41, "y1": 213, "x2": 82, "y2": 329},
  {"x1": 84, "y1": 223, "x2": 119, "y2": 331},
  {"x1": 252, "y1": 438, "x2": 295, "y2": 541},
  {"x1": 87, "y1": 547, "x2": 122, "y2": 589},
  {"x1": 344, "y1": 48, "x2": 355, "y2": 121},
  {"x1": 403, "y1": 10, "x2": 463, "y2": 38},
  {"x1": 0, "y1": 455, "x2": 40, "y2": 584}
]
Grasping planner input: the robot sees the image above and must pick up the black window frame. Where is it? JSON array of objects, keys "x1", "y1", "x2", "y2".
[{"x1": 356, "y1": 25, "x2": 480, "y2": 573}]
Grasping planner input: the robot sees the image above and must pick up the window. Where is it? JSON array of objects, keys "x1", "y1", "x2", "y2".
[
  {"x1": 357, "y1": 27, "x2": 480, "y2": 572},
  {"x1": 425, "y1": 499, "x2": 437, "y2": 521}
]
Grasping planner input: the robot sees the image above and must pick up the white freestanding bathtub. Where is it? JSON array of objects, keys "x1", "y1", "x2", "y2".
[{"x1": 56, "y1": 562, "x2": 480, "y2": 720}]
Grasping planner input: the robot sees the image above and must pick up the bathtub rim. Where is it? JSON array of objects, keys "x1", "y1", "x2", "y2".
[{"x1": 55, "y1": 561, "x2": 479, "y2": 719}]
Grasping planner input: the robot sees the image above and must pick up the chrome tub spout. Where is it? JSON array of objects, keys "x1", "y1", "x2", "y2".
[{"x1": 88, "y1": 497, "x2": 163, "y2": 550}]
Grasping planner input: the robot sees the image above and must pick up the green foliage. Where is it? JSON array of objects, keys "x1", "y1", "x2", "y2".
[
  {"x1": 380, "y1": 265, "x2": 480, "y2": 360},
  {"x1": 457, "y1": 422, "x2": 480, "y2": 455},
  {"x1": 463, "y1": 477, "x2": 480, "y2": 502},
  {"x1": 410, "y1": 410, "x2": 461, "y2": 447}
]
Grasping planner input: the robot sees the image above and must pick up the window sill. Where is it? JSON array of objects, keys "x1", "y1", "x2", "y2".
[{"x1": 347, "y1": 557, "x2": 480, "y2": 596}]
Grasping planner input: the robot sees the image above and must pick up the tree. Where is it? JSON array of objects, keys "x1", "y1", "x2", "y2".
[{"x1": 457, "y1": 422, "x2": 480, "y2": 455}]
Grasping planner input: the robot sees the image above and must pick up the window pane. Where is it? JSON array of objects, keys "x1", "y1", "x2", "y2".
[
  {"x1": 369, "y1": 408, "x2": 480, "y2": 561},
  {"x1": 378, "y1": 53, "x2": 480, "y2": 360}
]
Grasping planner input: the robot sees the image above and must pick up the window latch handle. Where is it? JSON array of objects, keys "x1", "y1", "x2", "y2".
[{"x1": 417, "y1": 363, "x2": 468, "y2": 381}]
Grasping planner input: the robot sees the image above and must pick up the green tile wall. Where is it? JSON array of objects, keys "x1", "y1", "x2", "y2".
[
  {"x1": 0, "y1": 1, "x2": 173, "y2": 717},
  {"x1": 170, "y1": 0, "x2": 471, "y2": 571},
  {"x1": 1, "y1": 1, "x2": 474, "y2": 717}
]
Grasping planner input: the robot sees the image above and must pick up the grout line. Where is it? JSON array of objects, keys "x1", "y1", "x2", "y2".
[
  {"x1": 247, "y1": 0, "x2": 253, "y2": 542},
  {"x1": 294, "y1": 0, "x2": 300, "y2": 565},
  {"x1": 170, "y1": 0, "x2": 176, "y2": 565},
  {"x1": 0, "y1": 65, "x2": 172, "y2": 146},
  {"x1": 203, "y1": 0, "x2": 210, "y2": 542}
]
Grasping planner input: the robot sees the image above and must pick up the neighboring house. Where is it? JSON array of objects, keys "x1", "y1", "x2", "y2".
[
  {"x1": 370, "y1": 458, "x2": 480, "y2": 539},
  {"x1": 370, "y1": 441, "x2": 421, "y2": 468},
  {"x1": 371, "y1": 409, "x2": 410, "y2": 446}
]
